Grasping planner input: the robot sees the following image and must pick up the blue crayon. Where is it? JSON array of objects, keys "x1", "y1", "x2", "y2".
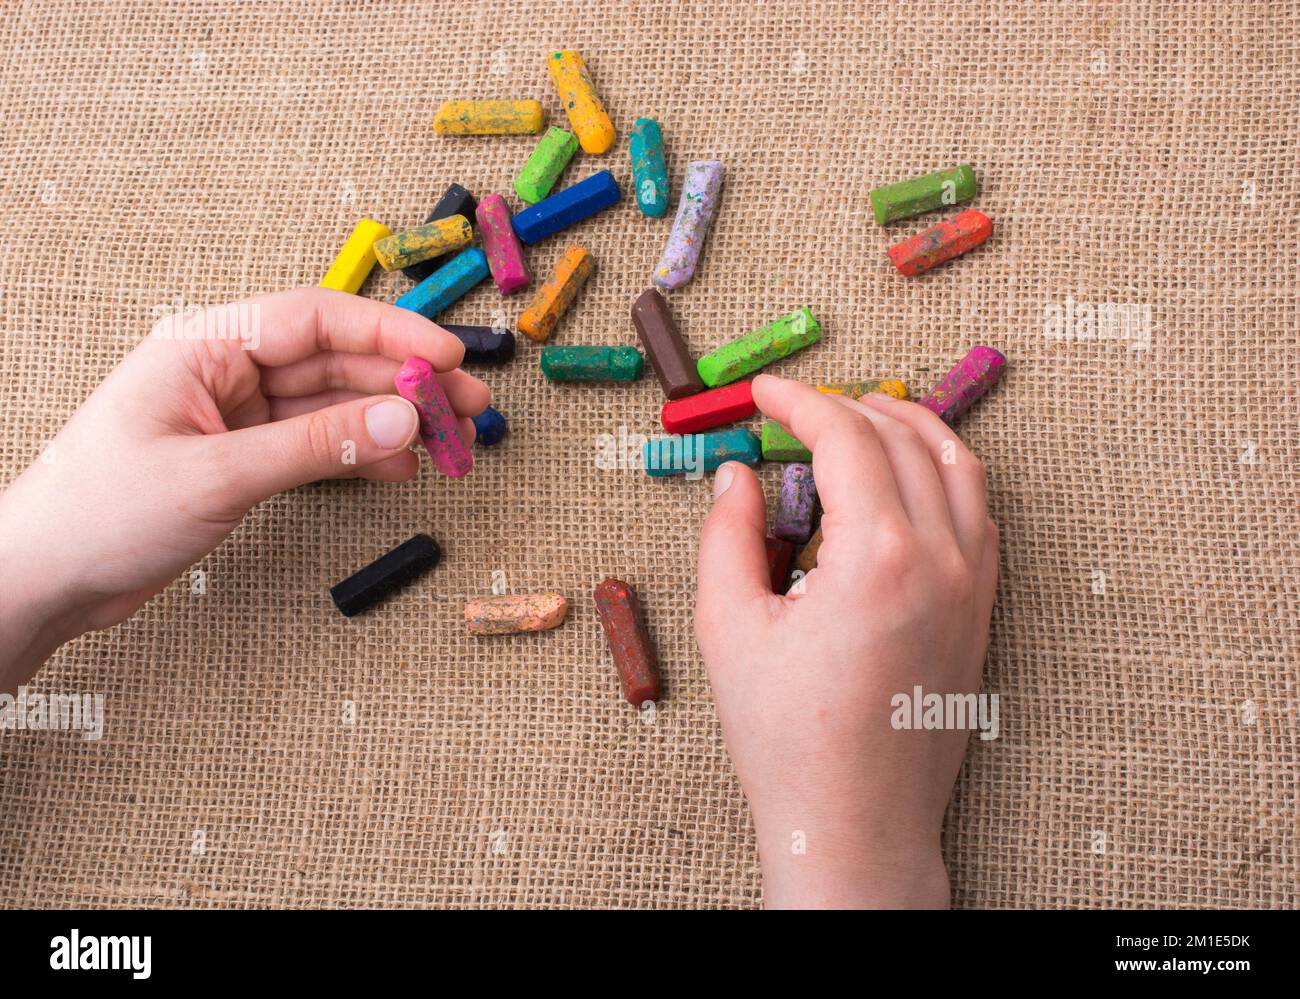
[
  {"x1": 511, "y1": 169, "x2": 621, "y2": 244},
  {"x1": 472, "y1": 406, "x2": 507, "y2": 446},
  {"x1": 629, "y1": 118, "x2": 669, "y2": 218},
  {"x1": 394, "y1": 247, "x2": 488, "y2": 320},
  {"x1": 642, "y1": 428, "x2": 761, "y2": 478}
]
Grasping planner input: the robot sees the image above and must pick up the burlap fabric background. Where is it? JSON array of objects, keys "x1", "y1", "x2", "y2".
[{"x1": 0, "y1": 0, "x2": 1295, "y2": 909}]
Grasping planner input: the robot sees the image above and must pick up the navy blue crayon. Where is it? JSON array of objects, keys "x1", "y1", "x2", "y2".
[
  {"x1": 473, "y1": 406, "x2": 508, "y2": 446},
  {"x1": 439, "y1": 324, "x2": 516, "y2": 364},
  {"x1": 511, "y1": 170, "x2": 621, "y2": 245}
]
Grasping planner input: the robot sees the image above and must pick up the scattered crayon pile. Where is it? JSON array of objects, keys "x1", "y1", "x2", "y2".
[{"x1": 319, "y1": 50, "x2": 1007, "y2": 709}]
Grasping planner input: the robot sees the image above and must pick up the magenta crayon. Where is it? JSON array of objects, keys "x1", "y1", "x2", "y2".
[
  {"x1": 394, "y1": 356, "x2": 473, "y2": 478},
  {"x1": 476, "y1": 193, "x2": 531, "y2": 295},
  {"x1": 918, "y1": 346, "x2": 1006, "y2": 424}
]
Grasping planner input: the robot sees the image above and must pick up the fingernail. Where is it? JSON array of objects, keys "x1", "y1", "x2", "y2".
[
  {"x1": 713, "y1": 461, "x2": 736, "y2": 499},
  {"x1": 365, "y1": 398, "x2": 418, "y2": 449}
]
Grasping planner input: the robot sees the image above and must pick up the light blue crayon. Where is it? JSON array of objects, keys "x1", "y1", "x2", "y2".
[
  {"x1": 394, "y1": 247, "x2": 488, "y2": 320},
  {"x1": 629, "y1": 118, "x2": 669, "y2": 218},
  {"x1": 643, "y1": 428, "x2": 761, "y2": 479}
]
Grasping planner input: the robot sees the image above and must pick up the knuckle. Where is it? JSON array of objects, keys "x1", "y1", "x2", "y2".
[
  {"x1": 302, "y1": 409, "x2": 340, "y2": 469},
  {"x1": 870, "y1": 526, "x2": 916, "y2": 576}
]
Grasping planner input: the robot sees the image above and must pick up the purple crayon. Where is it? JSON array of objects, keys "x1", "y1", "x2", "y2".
[
  {"x1": 652, "y1": 160, "x2": 724, "y2": 291},
  {"x1": 919, "y1": 346, "x2": 1006, "y2": 425},
  {"x1": 394, "y1": 356, "x2": 473, "y2": 479},
  {"x1": 774, "y1": 463, "x2": 817, "y2": 544}
]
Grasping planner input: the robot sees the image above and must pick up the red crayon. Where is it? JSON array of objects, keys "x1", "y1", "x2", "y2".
[
  {"x1": 593, "y1": 578, "x2": 662, "y2": 706},
  {"x1": 888, "y1": 209, "x2": 992, "y2": 276},
  {"x1": 660, "y1": 381, "x2": 756, "y2": 434}
]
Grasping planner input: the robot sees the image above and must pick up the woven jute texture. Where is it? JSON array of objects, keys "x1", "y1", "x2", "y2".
[{"x1": 1, "y1": 0, "x2": 1296, "y2": 909}]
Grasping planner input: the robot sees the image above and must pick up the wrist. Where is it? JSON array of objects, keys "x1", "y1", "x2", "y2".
[
  {"x1": 751, "y1": 805, "x2": 950, "y2": 909},
  {"x1": 0, "y1": 505, "x2": 88, "y2": 691}
]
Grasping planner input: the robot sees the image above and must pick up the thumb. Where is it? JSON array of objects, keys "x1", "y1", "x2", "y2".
[
  {"x1": 696, "y1": 461, "x2": 773, "y2": 627},
  {"x1": 208, "y1": 395, "x2": 420, "y2": 508}
]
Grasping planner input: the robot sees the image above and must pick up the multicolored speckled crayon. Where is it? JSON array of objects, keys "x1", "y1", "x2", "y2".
[
  {"x1": 696, "y1": 307, "x2": 821, "y2": 387},
  {"x1": 643, "y1": 428, "x2": 761, "y2": 478},
  {"x1": 464, "y1": 593, "x2": 568, "y2": 635},
  {"x1": 888, "y1": 209, "x2": 992, "y2": 276},
  {"x1": 548, "y1": 51, "x2": 615, "y2": 154},
  {"x1": 629, "y1": 118, "x2": 669, "y2": 218},
  {"x1": 373, "y1": 216, "x2": 472, "y2": 271},
  {"x1": 774, "y1": 463, "x2": 817, "y2": 543},
  {"x1": 433, "y1": 100, "x2": 543, "y2": 135},
  {"x1": 517, "y1": 245, "x2": 594, "y2": 342},
  {"x1": 476, "y1": 194, "x2": 531, "y2": 295},
  {"x1": 539, "y1": 345, "x2": 643, "y2": 382},
  {"x1": 818, "y1": 378, "x2": 909, "y2": 400},
  {"x1": 760, "y1": 421, "x2": 812, "y2": 462},
  {"x1": 394, "y1": 356, "x2": 473, "y2": 479},
  {"x1": 918, "y1": 346, "x2": 1007, "y2": 424},
  {"x1": 514, "y1": 127, "x2": 579, "y2": 205},
  {"x1": 653, "y1": 160, "x2": 723, "y2": 290},
  {"x1": 394, "y1": 247, "x2": 489, "y2": 320},
  {"x1": 869, "y1": 164, "x2": 976, "y2": 225}
]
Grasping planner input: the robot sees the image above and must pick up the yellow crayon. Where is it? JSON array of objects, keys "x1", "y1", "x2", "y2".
[
  {"x1": 517, "y1": 245, "x2": 594, "y2": 343},
  {"x1": 817, "y1": 378, "x2": 910, "y2": 401},
  {"x1": 373, "y1": 215, "x2": 473, "y2": 271},
  {"x1": 320, "y1": 218, "x2": 390, "y2": 295},
  {"x1": 547, "y1": 51, "x2": 615, "y2": 155},
  {"x1": 433, "y1": 99, "x2": 544, "y2": 135}
]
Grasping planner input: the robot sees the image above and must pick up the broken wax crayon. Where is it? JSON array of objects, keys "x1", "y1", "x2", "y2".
[
  {"x1": 887, "y1": 209, "x2": 992, "y2": 276},
  {"x1": 464, "y1": 593, "x2": 568, "y2": 635},
  {"x1": 696, "y1": 307, "x2": 821, "y2": 387},
  {"x1": 517, "y1": 245, "x2": 594, "y2": 342},
  {"x1": 511, "y1": 170, "x2": 621, "y2": 244},
  {"x1": 818, "y1": 378, "x2": 909, "y2": 400},
  {"x1": 547, "y1": 50, "x2": 615, "y2": 154},
  {"x1": 373, "y1": 216, "x2": 473, "y2": 271},
  {"x1": 643, "y1": 428, "x2": 761, "y2": 478},
  {"x1": 918, "y1": 346, "x2": 1007, "y2": 424},
  {"x1": 760, "y1": 421, "x2": 812, "y2": 462},
  {"x1": 796, "y1": 526, "x2": 824, "y2": 572},
  {"x1": 540, "y1": 345, "x2": 643, "y2": 382},
  {"x1": 394, "y1": 247, "x2": 489, "y2": 320},
  {"x1": 433, "y1": 99, "x2": 544, "y2": 135},
  {"x1": 774, "y1": 463, "x2": 817, "y2": 544},
  {"x1": 653, "y1": 160, "x2": 723, "y2": 290},
  {"x1": 330, "y1": 534, "x2": 441, "y2": 617},
  {"x1": 476, "y1": 194, "x2": 531, "y2": 295},
  {"x1": 660, "y1": 381, "x2": 755, "y2": 434},
  {"x1": 394, "y1": 356, "x2": 473, "y2": 478},
  {"x1": 404, "y1": 184, "x2": 477, "y2": 282},
  {"x1": 869, "y1": 164, "x2": 977, "y2": 225},
  {"x1": 439, "y1": 323, "x2": 516, "y2": 364},
  {"x1": 593, "y1": 578, "x2": 662, "y2": 705},
  {"x1": 472, "y1": 405, "x2": 507, "y2": 446},
  {"x1": 629, "y1": 117, "x2": 669, "y2": 218},
  {"x1": 319, "y1": 218, "x2": 390, "y2": 294},
  {"x1": 515, "y1": 126, "x2": 579, "y2": 204},
  {"x1": 631, "y1": 288, "x2": 704, "y2": 399},
  {"x1": 765, "y1": 537, "x2": 795, "y2": 593}
]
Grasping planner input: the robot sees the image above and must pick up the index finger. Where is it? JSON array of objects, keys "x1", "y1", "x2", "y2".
[
  {"x1": 234, "y1": 286, "x2": 467, "y2": 371},
  {"x1": 751, "y1": 374, "x2": 908, "y2": 536}
]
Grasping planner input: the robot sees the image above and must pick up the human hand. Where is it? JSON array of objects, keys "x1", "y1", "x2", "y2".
[
  {"x1": 0, "y1": 287, "x2": 487, "y2": 689},
  {"x1": 694, "y1": 375, "x2": 998, "y2": 908}
]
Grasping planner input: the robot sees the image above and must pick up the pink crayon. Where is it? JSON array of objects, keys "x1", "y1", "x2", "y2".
[
  {"x1": 394, "y1": 357, "x2": 473, "y2": 478},
  {"x1": 476, "y1": 193, "x2": 531, "y2": 295},
  {"x1": 918, "y1": 346, "x2": 1006, "y2": 425}
]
